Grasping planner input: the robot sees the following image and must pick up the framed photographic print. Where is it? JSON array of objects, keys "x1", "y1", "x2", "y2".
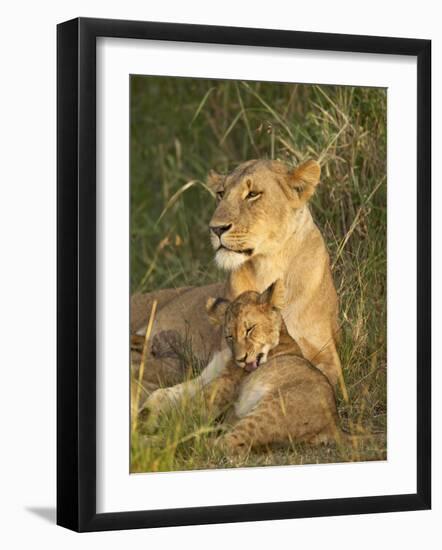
[{"x1": 57, "y1": 17, "x2": 431, "y2": 532}]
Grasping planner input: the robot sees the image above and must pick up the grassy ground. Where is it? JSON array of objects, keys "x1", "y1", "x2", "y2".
[{"x1": 130, "y1": 76, "x2": 387, "y2": 473}]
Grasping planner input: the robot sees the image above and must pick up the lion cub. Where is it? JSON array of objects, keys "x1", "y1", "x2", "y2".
[{"x1": 204, "y1": 280, "x2": 344, "y2": 452}]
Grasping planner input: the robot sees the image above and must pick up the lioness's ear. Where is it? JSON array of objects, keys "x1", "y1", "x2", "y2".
[
  {"x1": 259, "y1": 279, "x2": 286, "y2": 309},
  {"x1": 206, "y1": 296, "x2": 230, "y2": 325},
  {"x1": 207, "y1": 169, "x2": 224, "y2": 191},
  {"x1": 289, "y1": 160, "x2": 321, "y2": 204}
]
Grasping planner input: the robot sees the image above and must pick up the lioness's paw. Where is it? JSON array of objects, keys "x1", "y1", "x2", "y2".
[
  {"x1": 137, "y1": 405, "x2": 158, "y2": 435},
  {"x1": 137, "y1": 388, "x2": 178, "y2": 433},
  {"x1": 146, "y1": 387, "x2": 178, "y2": 411}
]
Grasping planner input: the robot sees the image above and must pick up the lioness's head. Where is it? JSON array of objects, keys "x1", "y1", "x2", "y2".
[
  {"x1": 207, "y1": 159, "x2": 321, "y2": 271},
  {"x1": 206, "y1": 279, "x2": 286, "y2": 372}
]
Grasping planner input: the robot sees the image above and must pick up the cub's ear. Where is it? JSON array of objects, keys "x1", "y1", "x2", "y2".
[
  {"x1": 206, "y1": 296, "x2": 230, "y2": 325},
  {"x1": 207, "y1": 169, "x2": 224, "y2": 191},
  {"x1": 259, "y1": 279, "x2": 286, "y2": 309},
  {"x1": 289, "y1": 160, "x2": 321, "y2": 204}
]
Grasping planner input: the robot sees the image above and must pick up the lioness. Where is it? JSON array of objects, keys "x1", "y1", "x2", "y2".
[
  {"x1": 140, "y1": 280, "x2": 346, "y2": 452},
  {"x1": 132, "y1": 159, "x2": 346, "y2": 401}
]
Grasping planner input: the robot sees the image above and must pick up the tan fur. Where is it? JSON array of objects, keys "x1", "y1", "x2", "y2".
[
  {"x1": 131, "y1": 159, "x2": 345, "y2": 406},
  {"x1": 141, "y1": 282, "x2": 345, "y2": 452},
  {"x1": 131, "y1": 283, "x2": 225, "y2": 394}
]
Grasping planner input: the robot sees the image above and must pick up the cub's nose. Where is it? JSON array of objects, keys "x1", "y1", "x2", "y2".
[{"x1": 210, "y1": 224, "x2": 232, "y2": 238}]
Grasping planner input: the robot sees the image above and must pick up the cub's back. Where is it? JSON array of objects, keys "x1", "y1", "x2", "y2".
[{"x1": 235, "y1": 354, "x2": 337, "y2": 420}]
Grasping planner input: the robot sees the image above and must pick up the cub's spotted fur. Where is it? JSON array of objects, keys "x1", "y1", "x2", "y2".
[
  {"x1": 202, "y1": 280, "x2": 345, "y2": 452},
  {"x1": 141, "y1": 280, "x2": 349, "y2": 453}
]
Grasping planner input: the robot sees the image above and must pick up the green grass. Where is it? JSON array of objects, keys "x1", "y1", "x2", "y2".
[{"x1": 130, "y1": 76, "x2": 387, "y2": 472}]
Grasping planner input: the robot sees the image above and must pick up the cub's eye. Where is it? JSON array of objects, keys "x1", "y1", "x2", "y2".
[
  {"x1": 245, "y1": 191, "x2": 261, "y2": 201},
  {"x1": 216, "y1": 190, "x2": 225, "y2": 200},
  {"x1": 225, "y1": 334, "x2": 233, "y2": 342},
  {"x1": 246, "y1": 325, "x2": 256, "y2": 336}
]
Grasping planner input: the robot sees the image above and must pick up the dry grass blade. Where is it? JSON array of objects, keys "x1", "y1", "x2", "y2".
[
  {"x1": 282, "y1": 84, "x2": 298, "y2": 118},
  {"x1": 314, "y1": 85, "x2": 352, "y2": 129},
  {"x1": 156, "y1": 180, "x2": 215, "y2": 224},
  {"x1": 136, "y1": 232, "x2": 172, "y2": 292},
  {"x1": 220, "y1": 111, "x2": 243, "y2": 145},
  {"x1": 159, "y1": 426, "x2": 221, "y2": 453},
  {"x1": 276, "y1": 135, "x2": 303, "y2": 161},
  {"x1": 132, "y1": 299, "x2": 158, "y2": 433},
  {"x1": 190, "y1": 87, "x2": 216, "y2": 126},
  {"x1": 235, "y1": 83, "x2": 258, "y2": 154},
  {"x1": 332, "y1": 177, "x2": 385, "y2": 269},
  {"x1": 241, "y1": 81, "x2": 296, "y2": 142},
  {"x1": 317, "y1": 122, "x2": 349, "y2": 164}
]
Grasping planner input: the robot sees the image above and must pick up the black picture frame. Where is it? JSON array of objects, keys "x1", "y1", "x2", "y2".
[{"x1": 57, "y1": 17, "x2": 431, "y2": 532}]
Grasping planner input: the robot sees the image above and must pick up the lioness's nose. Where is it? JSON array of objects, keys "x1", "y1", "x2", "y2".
[{"x1": 210, "y1": 224, "x2": 232, "y2": 238}]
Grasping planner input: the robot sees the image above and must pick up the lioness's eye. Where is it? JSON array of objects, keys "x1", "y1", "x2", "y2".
[
  {"x1": 225, "y1": 334, "x2": 232, "y2": 341},
  {"x1": 246, "y1": 325, "x2": 256, "y2": 336},
  {"x1": 246, "y1": 191, "x2": 261, "y2": 201}
]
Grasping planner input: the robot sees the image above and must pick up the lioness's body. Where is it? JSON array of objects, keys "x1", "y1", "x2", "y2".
[
  {"x1": 131, "y1": 283, "x2": 224, "y2": 383},
  {"x1": 132, "y1": 159, "x2": 344, "y2": 399}
]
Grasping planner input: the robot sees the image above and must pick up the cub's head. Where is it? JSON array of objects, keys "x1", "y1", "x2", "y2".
[
  {"x1": 207, "y1": 159, "x2": 321, "y2": 271},
  {"x1": 206, "y1": 280, "x2": 286, "y2": 372}
]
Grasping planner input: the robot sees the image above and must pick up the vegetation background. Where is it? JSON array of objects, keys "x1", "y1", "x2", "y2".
[{"x1": 130, "y1": 76, "x2": 387, "y2": 472}]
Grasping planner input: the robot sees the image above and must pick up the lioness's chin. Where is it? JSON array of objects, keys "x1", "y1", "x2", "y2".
[{"x1": 215, "y1": 248, "x2": 248, "y2": 271}]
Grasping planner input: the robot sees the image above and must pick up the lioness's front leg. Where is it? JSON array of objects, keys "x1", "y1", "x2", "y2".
[
  {"x1": 313, "y1": 344, "x2": 348, "y2": 401},
  {"x1": 139, "y1": 347, "x2": 232, "y2": 428}
]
